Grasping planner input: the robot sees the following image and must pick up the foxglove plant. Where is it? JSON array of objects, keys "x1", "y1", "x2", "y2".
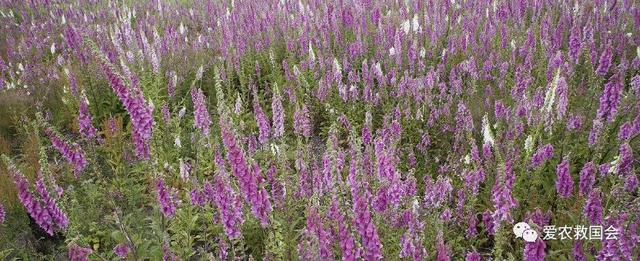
[
  {"x1": 35, "y1": 173, "x2": 68, "y2": 229},
  {"x1": 90, "y1": 42, "x2": 154, "y2": 159},
  {"x1": 191, "y1": 87, "x2": 212, "y2": 137},
  {"x1": 555, "y1": 157, "x2": 573, "y2": 198},
  {"x1": 77, "y1": 94, "x2": 98, "y2": 141},
  {"x1": 4, "y1": 156, "x2": 54, "y2": 235},
  {"x1": 156, "y1": 178, "x2": 177, "y2": 219},
  {"x1": 44, "y1": 127, "x2": 87, "y2": 177}
]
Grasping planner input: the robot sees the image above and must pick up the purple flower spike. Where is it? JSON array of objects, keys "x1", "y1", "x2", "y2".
[{"x1": 555, "y1": 157, "x2": 573, "y2": 198}]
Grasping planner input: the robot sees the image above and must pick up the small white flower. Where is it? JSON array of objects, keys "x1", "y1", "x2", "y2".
[
  {"x1": 308, "y1": 43, "x2": 316, "y2": 62},
  {"x1": 524, "y1": 135, "x2": 534, "y2": 153},
  {"x1": 333, "y1": 58, "x2": 342, "y2": 75},
  {"x1": 179, "y1": 22, "x2": 185, "y2": 35},
  {"x1": 463, "y1": 154, "x2": 471, "y2": 165},
  {"x1": 542, "y1": 69, "x2": 561, "y2": 115},
  {"x1": 607, "y1": 156, "x2": 619, "y2": 174},
  {"x1": 389, "y1": 47, "x2": 396, "y2": 56},
  {"x1": 412, "y1": 15, "x2": 419, "y2": 32},
  {"x1": 178, "y1": 107, "x2": 187, "y2": 118},
  {"x1": 401, "y1": 19, "x2": 410, "y2": 34},
  {"x1": 420, "y1": 47, "x2": 426, "y2": 58},
  {"x1": 195, "y1": 65, "x2": 204, "y2": 80},
  {"x1": 174, "y1": 135, "x2": 182, "y2": 148},
  {"x1": 179, "y1": 159, "x2": 189, "y2": 181},
  {"x1": 482, "y1": 114, "x2": 495, "y2": 146}
]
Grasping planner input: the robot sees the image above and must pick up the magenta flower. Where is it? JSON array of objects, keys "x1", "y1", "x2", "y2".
[
  {"x1": 219, "y1": 117, "x2": 271, "y2": 226},
  {"x1": 584, "y1": 189, "x2": 603, "y2": 225},
  {"x1": 555, "y1": 157, "x2": 573, "y2": 198},
  {"x1": 6, "y1": 159, "x2": 54, "y2": 235},
  {"x1": 595, "y1": 44, "x2": 612, "y2": 76},
  {"x1": 353, "y1": 190, "x2": 382, "y2": 260},
  {"x1": 92, "y1": 44, "x2": 154, "y2": 159},
  {"x1": 465, "y1": 251, "x2": 481, "y2": 261},
  {"x1": 531, "y1": 144, "x2": 554, "y2": 168},
  {"x1": 156, "y1": 178, "x2": 177, "y2": 219},
  {"x1": 45, "y1": 127, "x2": 87, "y2": 177},
  {"x1": 253, "y1": 96, "x2": 271, "y2": 144},
  {"x1": 0, "y1": 203, "x2": 5, "y2": 224},
  {"x1": 77, "y1": 94, "x2": 98, "y2": 141},
  {"x1": 191, "y1": 87, "x2": 212, "y2": 136},
  {"x1": 68, "y1": 245, "x2": 92, "y2": 261},
  {"x1": 35, "y1": 175, "x2": 68, "y2": 230},
  {"x1": 293, "y1": 104, "x2": 312, "y2": 138},
  {"x1": 113, "y1": 244, "x2": 130, "y2": 258},
  {"x1": 272, "y1": 84, "x2": 285, "y2": 138},
  {"x1": 523, "y1": 239, "x2": 546, "y2": 261},
  {"x1": 596, "y1": 76, "x2": 622, "y2": 123},
  {"x1": 578, "y1": 162, "x2": 596, "y2": 197}
]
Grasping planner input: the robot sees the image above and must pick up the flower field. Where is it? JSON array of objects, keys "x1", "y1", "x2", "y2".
[{"x1": 0, "y1": 0, "x2": 639, "y2": 260}]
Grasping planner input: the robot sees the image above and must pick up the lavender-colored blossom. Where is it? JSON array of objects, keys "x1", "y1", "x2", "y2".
[
  {"x1": 588, "y1": 119, "x2": 603, "y2": 147},
  {"x1": 191, "y1": 87, "x2": 212, "y2": 136},
  {"x1": 293, "y1": 104, "x2": 312, "y2": 138},
  {"x1": 624, "y1": 175, "x2": 638, "y2": 192},
  {"x1": 156, "y1": 178, "x2": 177, "y2": 219},
  {"x1": 220, "y1": 117, "x2": 271, "y2": 226},
  {"x1": 573, "y1": 241, "x2": 585, "y2": 261},
  {"x1": 77, "y1": 95, "x2": 97, "y2": 141},
  {"x1": 207, "y1": 151, "x2": 244, "y2": 238},
  {"x1": 568, "y1": 25, "x2": 582, "y2": 63},
  {"x1": 555, "y1": 157, "x2": 573, "y2": 198},
  {"x1": 523, "y1": 239, "x2": 546, "y2": 261},
  {"x1": 7, "y1": 159, "x2": 54, "y2": 235},
  {"x1": 490, "y1": 161, "x2": 518, "y2": 230},
  {"x1": 618, "y1": 122, "x2": 634, "y2": 141},
  {"x1": 583, "y1": 189, "x2": 603, "y2": 225},
  {"x1": 113, "y1": 244, "x2": 130, "y2": 258},
  {"x1": 305, "y1": 206, "x2": 332, "y2": 259},
  {"x1": 189, "y1": 187, "x2": 205, "y2": 207},
  {"x1": 596, "y1": 76, "x2": 622, "y2": 123},
  {"x1": 328, "y1": 197, "x2": 360, "y2": 261},
  {"x1": 35, "y1": 175, "x2": 68, "y2": 229},
  {"x1": 161, "y1": 103, "x2": 170, "y2": 123},
  {"x1": 465, "y1": 251, "x2": 481, "y2": 261},
  {"x1": 578, "y1": 162, "x2": 596, "y2": 197},
  {"x1": 253, "y1": 96, "x2": 271, "y2": 144},
  {"x1": 92, "y1": 45, "x2": 154, "y2": 159},
  {"x1": 45, "y1": 127, "x2": 87, "y2": 177},
  {"x1": 531, "y1": 144, "x2": 554, "y2": 168},
  {"x1": 595, "y1": 45, "x2": 613, "y2": 76},
  {"x1": 68, "y1": 245, "x2": 92, "y2": 261},
  {"x1": 435, "y1": 231, "x2": 450, "y2": 261},
  {"x1": 566, "y1": 115, "x2": 583, "y2": 131},
  {"x1": 0, "y1": 203, "x2": 5, "y2": 224},
  {"x1": 353, "y1": 190, "x2": 382, "y2": 260},
  {"x1": 617, "y1": 143, "x2": 634, "y2": 176},
  {"x1": 424, "y1": 175, "x2": 453, "y2": 208},
  {"x1": 272, "y1": 84, "x2": 284, "y2": 138}
]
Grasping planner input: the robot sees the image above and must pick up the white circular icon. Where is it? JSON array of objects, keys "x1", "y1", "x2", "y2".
[
  {"x1": 522, "y1": 229, "x2": 538, "y2": 243},
  {"x1": 513, "y1": 222, "x2": 531, "y2": 238}
]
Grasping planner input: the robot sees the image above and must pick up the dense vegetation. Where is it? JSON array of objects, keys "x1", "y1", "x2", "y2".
[{"x1": 0, "y1": 0, "x2": 639, "y2": 260}]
